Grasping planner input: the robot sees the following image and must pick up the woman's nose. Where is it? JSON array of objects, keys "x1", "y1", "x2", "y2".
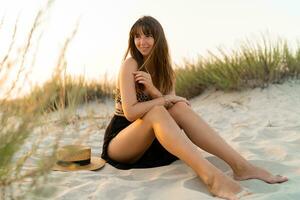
[
  {"x1": 140, "y1": 37, "x2": 147, "y2": 44},
  {"x1": 140, "y1": 39, "x2": 145, "y2": 45}
]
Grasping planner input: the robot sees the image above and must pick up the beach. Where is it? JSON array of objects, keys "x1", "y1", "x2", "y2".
[{"x1": 23, "y1": 80, "x2": 300, "y2": 200}]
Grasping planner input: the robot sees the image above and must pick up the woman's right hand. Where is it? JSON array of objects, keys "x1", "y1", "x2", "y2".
[{"x1": 163, "y1": 95, "x2": 190, "y2": 108}]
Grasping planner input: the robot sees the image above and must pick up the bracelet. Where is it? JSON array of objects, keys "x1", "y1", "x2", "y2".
[{"x1": 162, "y1": 96, "x2": 172, "y2": 109}]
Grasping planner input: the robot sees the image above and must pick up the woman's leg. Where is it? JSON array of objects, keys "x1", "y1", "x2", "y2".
[
  {"x1": 167, "y1": 102, "x2": 288, "y2": 184},
  {"x1": 108, "y1": 105, "x2": 243, "y2": 200}
]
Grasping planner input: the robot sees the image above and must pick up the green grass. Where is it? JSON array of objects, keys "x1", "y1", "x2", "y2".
[
  {"x1": 22, "y1": 73, "x2": 114, "y2": 113},
  {"x1": 0, "y1": 0, "x2": 92, "y2": 198},
  {"x1": 175, "y1": 37, "x2": 300, "y2": 98}
]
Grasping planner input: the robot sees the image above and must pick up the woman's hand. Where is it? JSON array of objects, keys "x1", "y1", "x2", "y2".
[
  {"x1": 133, "y1": 71, "x2": 161, "y2": 97},
  {"x1": 163, "y1": 94, "x2": 190, "y2": 108}
]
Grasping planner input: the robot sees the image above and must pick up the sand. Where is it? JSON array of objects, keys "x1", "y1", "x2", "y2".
[{"x1": 24, "y1": 80, "x2": 300, "y2": 200}]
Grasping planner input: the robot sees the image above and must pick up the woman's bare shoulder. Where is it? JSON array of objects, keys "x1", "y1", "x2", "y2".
[
  {"x1": 121, "y1": 57, "x2": 138, "y2": 71},
  {"x1": 117, "y1": 57, "x2": 138, "y2": 89}
]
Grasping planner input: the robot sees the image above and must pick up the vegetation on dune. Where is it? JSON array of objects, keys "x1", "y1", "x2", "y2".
[
  {"x1": 175, "y1": 37, "x2": 300, "y2": 98},
  {"x1": 0, "y1": 0, "x2": 84, "y2": 199}
]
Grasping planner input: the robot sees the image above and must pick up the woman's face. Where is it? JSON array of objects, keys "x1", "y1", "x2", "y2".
[{"x1": 134, "y1": 31, "x2": 154, "y2": 58}]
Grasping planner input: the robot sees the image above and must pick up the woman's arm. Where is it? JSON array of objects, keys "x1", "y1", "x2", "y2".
[{"x1": 119, "y1": 58, "x2": 166, "y2": 122}]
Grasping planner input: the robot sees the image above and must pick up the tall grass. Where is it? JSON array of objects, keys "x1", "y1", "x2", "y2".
[
  {"x1": 175, "y1": 37, "x2": 300, "y2": 98},
  {"x1": 20, "y1": 73, "x2": 114, "y2": 113},
  {"x1": 0, "y1": 0, "x2": 115, "y2": 196},
  {"x1": 0, "y1": 0, "x2": 94, "y2": 199}
]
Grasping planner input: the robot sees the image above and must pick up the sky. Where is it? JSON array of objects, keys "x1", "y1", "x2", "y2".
[{"x1": 1, "y1": 0, "x2": 300, "y2": 97}]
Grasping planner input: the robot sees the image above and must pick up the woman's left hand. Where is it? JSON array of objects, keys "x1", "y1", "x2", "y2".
[{"x1": 133, "y1": 71, "x2": 157, "y2": 94}]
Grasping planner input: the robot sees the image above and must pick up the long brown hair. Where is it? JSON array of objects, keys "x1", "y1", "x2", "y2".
[{"x1": 123, "y1": 16, "x2": 175, "y2": 95}]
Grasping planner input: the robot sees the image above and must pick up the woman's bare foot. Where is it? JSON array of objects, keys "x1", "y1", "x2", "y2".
[
  {"x1": 205, "y1": 171, "x2": 250, "y2": 200},
  {"x1": 233, "y1": 164, "x2": 288, "y2": 184}
]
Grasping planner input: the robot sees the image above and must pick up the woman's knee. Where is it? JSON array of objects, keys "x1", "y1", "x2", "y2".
[
  {"x1": 169, "y1": 101, "x2": 190, "y2": 114},
  {"x1": 167, "y1": 102, "x2": 190, "y2": 126},
  {"x1": 143, "y1": 105, "x2": 168, "y2": 122},
  {"x1": 173, "y1": 101, "x2": 189, "y2": 109}
]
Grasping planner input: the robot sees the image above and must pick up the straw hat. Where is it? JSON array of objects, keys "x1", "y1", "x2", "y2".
[{"x1": 53, "y1": 145, "x2": 106, "y2": 171}]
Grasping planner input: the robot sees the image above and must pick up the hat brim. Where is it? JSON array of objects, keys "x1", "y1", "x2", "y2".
[{"x1": 52, "y1": 157, "x2": 106, "y2": 171}]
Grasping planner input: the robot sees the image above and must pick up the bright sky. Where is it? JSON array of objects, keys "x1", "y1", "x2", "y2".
[{"x1": 1, "y1": 0, "x2": 300, "y2": 97}]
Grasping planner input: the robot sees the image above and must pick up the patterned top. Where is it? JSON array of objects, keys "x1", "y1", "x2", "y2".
[{"x1": 114, "y1": 87, "x2": 152, "y2": 116}]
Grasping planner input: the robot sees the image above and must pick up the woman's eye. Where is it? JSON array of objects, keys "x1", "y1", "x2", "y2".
[{"x1": 146, "y1": 34, "x2": 153, "y2": 38}]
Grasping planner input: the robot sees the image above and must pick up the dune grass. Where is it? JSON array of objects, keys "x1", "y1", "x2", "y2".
[
  {"x1": 175, "y1": 37, "x2": 300, "y2": 98},
  {"x1": 0, "y1": 0, "x2": 88, "y2": 198},
  {"x1": 22, "y1": 73, "x2": 114, "y2": 113},
  {"x1": 0, "y1": 0, "x2": 116, "y2": 196}
]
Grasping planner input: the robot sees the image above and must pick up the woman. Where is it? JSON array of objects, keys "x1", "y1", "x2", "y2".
[{"x1": 101, "y1": 16, "x2": 288, "y2": 200}]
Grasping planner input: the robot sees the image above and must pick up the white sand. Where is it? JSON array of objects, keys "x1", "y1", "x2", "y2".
[{"x1": 25, "y1": 81, "x2": 300, "y2": 200}]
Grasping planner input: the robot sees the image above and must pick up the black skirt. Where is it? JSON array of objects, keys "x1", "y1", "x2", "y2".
[{"x1": 101, "y1": 115, "x2": 178, "y2": 170}]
